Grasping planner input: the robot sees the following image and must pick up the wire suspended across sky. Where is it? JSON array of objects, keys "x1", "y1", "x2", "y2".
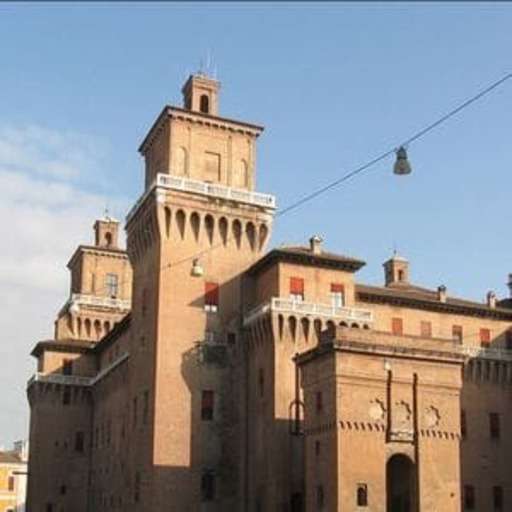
[{"x1": 167, "y1": 72, "x2": 512, "y2": 273}]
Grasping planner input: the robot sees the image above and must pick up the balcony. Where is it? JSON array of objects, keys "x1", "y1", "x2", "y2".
[
  {"x1": 244, "y1": 297, "x2": 374, "y2": 326},
  {"x1": 27, "y1": 353, "x2": 130, "y2": 389},
  {"x1": 126, "y1": 173, "x2": 276, "y2": 223},
  {"x1": 27, "y1": 373, "x2": 92, "y2": 387},
  {"x1": 461, "y1": 346, "x2": 512, "y2": 362},
  {"x1": 70, "y1": 293, "x2": 131, "y2": 311}
]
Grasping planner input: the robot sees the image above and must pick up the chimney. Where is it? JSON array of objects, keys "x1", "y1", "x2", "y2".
[
  {"x1": 508, "y1": 274, "x2": 512, "y2": 298},
  {"x1": 487, "y1": 291, "x2": 497, "y2": 308},
  {"x1": 310, "y1": 235, "x2": 323, "y2": 255},
  {"x1": 437, "y1": 285, "x2": 447, "y2": 303}
]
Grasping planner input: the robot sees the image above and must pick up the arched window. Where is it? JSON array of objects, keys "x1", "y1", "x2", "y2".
[
  {"x1": 200, "y1": 94, "x2": 210, "y2": 114},
  {"x1": 105, "y1": 232, "x2": 112, "y2": 247}
]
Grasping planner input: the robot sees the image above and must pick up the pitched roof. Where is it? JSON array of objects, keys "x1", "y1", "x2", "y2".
[
  {"x1": 0, "y1": 451, "x2": 22, "y2": 464},
  {"x1": 247, "y1": 245, "x2": 366, "y2": 276},
  {"x1": 356, "y1": 283, "x2": 512, "y2": 320}
]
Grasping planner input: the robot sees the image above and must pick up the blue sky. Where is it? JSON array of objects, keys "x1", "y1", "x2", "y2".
[{"x1": 1, "y1": 2, "x2": 512, "y2": 445}]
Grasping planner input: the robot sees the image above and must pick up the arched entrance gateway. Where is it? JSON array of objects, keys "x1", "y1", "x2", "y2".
[{"x1": 386, "y1": 454, "x2": 417, "y2": 512}]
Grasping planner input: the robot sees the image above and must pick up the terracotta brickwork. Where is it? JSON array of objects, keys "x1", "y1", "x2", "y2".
[{"x1": 26, "y1": 74, "x2": 512, "y2": 512}]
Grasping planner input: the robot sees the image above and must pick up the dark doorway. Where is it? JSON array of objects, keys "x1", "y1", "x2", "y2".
[{"x1": 386, "y1": 454, "x2": 416, "y2": 512}]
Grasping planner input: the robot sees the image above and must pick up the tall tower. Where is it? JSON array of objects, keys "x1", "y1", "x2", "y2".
[
  {"x1": 54, "y1": 215, "x2": 132, "y2": 341},
  {"x1": 26, "y1": 217, "x2": 132, "y2": 512},
  {"x1": 124, "y1": 73, "x2": 275, "y2": 509}
]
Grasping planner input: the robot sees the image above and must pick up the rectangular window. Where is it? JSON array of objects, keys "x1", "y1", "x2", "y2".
[
  {"x1": 420, "y1": 321, "x2": 432, "y2": 338},
  {"x1": 506, "y1": 330, "x2": 512, "y2": 350},
  {"x1": 464, "y1": 485, "x2": 475, "y2": 510},
  {"x1": 356, "y1": 483, "x2": 368, "y2": 507},
  {"x1": 493, "y1": 485, "x2": 503, "y2": 510},
  {"x1": 201, "y1": 472, "x2": 215, "y2": 502},
  {"x1": 7, "y1": 475, "x2": 14, "y2": 491},
  {"x1": 461, "y1": 410, "x2": 467, "y2": 439},
  {"x1": 74, "y1": 431, "x2": 84, "y2": 453},
  {"x1": 106, "y1": 273, "x2": 119, "y2": 298},
  {"x1": 316, "y1": 391, "x2": 323, "y2": 414},
  {"x1": 201, "y1": 390, "x2": 214, "y2": 421},
  {"x1": 391, "y1": 317, "x2": 403, "y2": 335},
  {"x1": 62, "y1": 387, "x2": 70, "y2": 405},
  {"x1": 480, "y1": 328, "x2": 491, "y2": 348},
  {"x1": 204, "y1": 282, "x2": 219, "y2": 312},
  {"x1": 490, "y1": 412, "x2": 501, "y2": 439},
  {"x1": 289, "y1": 277, "x2": 304, "y2": 302},
  {"x1": 452, "y1": 325, "x2": 463, "y2": 342},
  {"x1": 62, "y1": 359, "x2": 73, "y2": 376},
  {"x1": 330, "y1": 283, "x2": 344, "y2": 308}
]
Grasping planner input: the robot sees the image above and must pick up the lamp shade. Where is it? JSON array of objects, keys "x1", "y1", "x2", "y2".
[{"x1": 393, "y1": 146, "x2": 412, "y2": 175}]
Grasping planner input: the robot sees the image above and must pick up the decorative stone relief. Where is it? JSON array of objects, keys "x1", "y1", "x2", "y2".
[
  {"x1": 369, "y1": 399, "x2": 386, "y2": 421},
  {"x1": 425, "y1": 405, "x2": 441, "y2": 428}
]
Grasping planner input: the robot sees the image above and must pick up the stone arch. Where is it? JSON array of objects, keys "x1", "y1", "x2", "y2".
[
  {"x1": 205, "y1": 214, "x2": 214, "y2": 245},
  {"x1": 386, "y1": 453, "x2": 416, "y2": 512},
  {"x1": 190, "y1": 211, "x2": 200, "y2": 242},
  {"x1": 259, "y1": 224, "x2": 269, "y2": 251},
  {"x1": 314, "y1": 319, "x2": 322, "y2": 343},
  {"x1": 176, "y1": 209, "x2": 186, "y2": 240},
  {"x1": 278, "y1": 314, "x2": 284, "y2": 340},
  {"x1": 219, "y1": 217, "x2": 228, "y2": 246},
  {"x1": 246, "y1": 222, "x2": 256, "y2": 251},
  {"x1": 301, "y1": 317, "x2": 310, "y2": 343},
  {"x1": 232, "y1": 219, "x2": 242, "y2": 249},
  {"x1": 164, "y1": 207, "x2": 172, "y2": 238},
  {"x1": 94, "y1": 320, "x2": 102, "y2": 340},
  {"x1": 288, "y1": 315, "x2": 297, "y2": 342}
]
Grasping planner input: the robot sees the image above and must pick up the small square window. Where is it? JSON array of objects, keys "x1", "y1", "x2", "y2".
[
  {"x1": 480, "y1": 328, "x2": 491, "y2": 347},
  {"x1": 391, "y1": 317, "x2": 403, "y2": 335},
  {"x1": 201, "y1": 390, "x2": 214, "y2": 421},
  {"x1": 452, "y1": 325, "x2": 463, "y2": 342},
  {"x1": 490, "y1": 412, "x2": 501, "y2": 439}
]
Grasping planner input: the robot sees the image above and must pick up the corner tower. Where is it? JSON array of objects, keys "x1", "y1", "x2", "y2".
[
  {"x1": 125, "y1": 73, "x2": 275, "y2": 510},
  {"x1": 54, "y1": 216, "x2": 132, "y2": 342}
]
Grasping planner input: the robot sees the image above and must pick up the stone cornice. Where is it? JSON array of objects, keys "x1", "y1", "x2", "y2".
[
  {"x1": 138, "y1": 105, "x2": 264, "y2": 154},
  {"x1": 357, "y1": 289, "x2": 512, "y2": 321}
]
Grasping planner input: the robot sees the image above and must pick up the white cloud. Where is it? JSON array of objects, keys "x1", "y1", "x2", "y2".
[{"x1": 0, "y1": 124, "x2": 131, "y2": 446}]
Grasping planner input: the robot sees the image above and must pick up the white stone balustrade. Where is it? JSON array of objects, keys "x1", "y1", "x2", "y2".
[
  {"x1": 126, "y1": 173, "x2": 276, "y2": 223},
  {"x1": 244, "y1": 297, "x2": 374, "y2": 326}
]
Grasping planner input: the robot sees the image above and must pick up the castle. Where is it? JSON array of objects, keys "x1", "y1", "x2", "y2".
[{"x1": 26, "y1": 74, "x2": 512, "y2": 512}]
